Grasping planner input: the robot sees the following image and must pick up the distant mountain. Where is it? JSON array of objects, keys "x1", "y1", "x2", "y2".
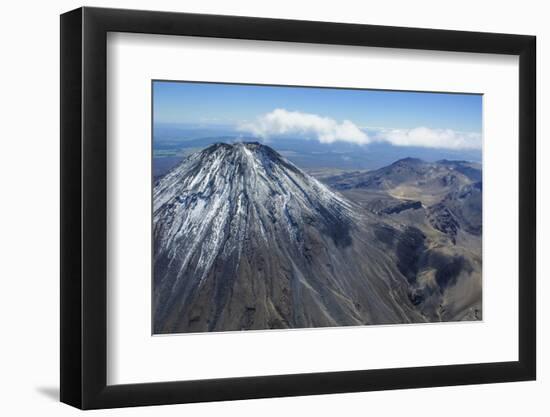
[
  {"x1": 325, "y1": 157, "x2": 478, "y2": 197},
  {"x1": 153, "y1": 144, "x2": 482, "y2": 334},
  {"x1": 436, "y1": 159, "x2": 482, "y2": 182},
  {"x1": 323, "y1": 158, "x2": 483, "y2": 242}
]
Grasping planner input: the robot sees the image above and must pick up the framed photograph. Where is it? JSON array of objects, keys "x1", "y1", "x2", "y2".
[{"x1": 60, "y1": 6, "x2": 536, "y2": 409}]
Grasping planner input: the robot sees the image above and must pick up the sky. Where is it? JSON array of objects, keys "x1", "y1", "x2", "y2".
[{"x1": 153, "y1": 81, "x2": 482, "y2": 150}]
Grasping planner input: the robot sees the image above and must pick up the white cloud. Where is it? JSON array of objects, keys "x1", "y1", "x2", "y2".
[
  {"x1": 238, "y1": 108, "x2": 370, "y2": 145},
  {"x1": 375, "y1": 127, "x2": 482, "y2": 150},
  {"x1": 238, "y1": 108, "x2": 482, "y2": 150}
]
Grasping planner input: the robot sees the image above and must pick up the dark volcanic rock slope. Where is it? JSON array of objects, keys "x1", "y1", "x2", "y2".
[
  {"x1": 323, "y1": 158, "x2": 482, "y2": 322},
  {"x1": 153, "y1": 143, "x2": 427, "y2": 333}
]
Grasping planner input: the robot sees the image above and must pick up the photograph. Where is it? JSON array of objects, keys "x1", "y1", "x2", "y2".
[
  {"x1": 51, "y1": 3, "x2": 540, "y2": 412},
  {"x1": 152, "y1": 81, "x2": 483, "y2": 334}
]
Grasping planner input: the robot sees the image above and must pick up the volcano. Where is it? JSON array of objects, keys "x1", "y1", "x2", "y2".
[{"x1": 153, "y1": 143, "x2": 479, "y2": 334}]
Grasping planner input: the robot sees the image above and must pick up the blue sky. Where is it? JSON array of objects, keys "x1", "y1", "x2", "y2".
[
  {"x1": 153, "y1": 81, "x2": 481, "y2": 131},
  {"x1": 153, "y1": 81, "x2": 482, "y2": 150}
]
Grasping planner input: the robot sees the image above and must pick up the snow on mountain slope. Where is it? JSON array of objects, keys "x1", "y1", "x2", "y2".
[{"x1": 153, "y1": 143, "x2": 456, "y2": 333}]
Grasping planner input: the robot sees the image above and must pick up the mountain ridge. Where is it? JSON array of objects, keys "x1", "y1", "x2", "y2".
[{"x1": 153, "y1": 142, "x2": 482, "y2": 333}]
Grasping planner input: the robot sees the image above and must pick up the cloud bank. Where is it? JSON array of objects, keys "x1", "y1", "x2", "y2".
[
  {"x1": 375, "y1": 127, "x2": 481, "y2": 150},
  {"x1": 238, "y1": 108, "x2": 370, "y2": 145},
  {"x1": 239, "y1": 108, "x2": 481, "y2": 150}
]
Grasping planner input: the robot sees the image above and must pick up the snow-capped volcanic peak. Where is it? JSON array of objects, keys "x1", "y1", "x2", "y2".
[
  {"x1": 154, "y1": 142, "x2": 352, "y2": 244},
  {"x1": 153, "y1": 142, "x2": 354, "y2": 289},
  {"x1": 154, "y1": 142, "x2": 351, "y2": 211}
]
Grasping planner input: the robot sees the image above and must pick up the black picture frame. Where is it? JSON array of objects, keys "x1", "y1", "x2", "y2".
[{"x1": 60, "y1": 6, "x2": 536, "y2": 410}]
